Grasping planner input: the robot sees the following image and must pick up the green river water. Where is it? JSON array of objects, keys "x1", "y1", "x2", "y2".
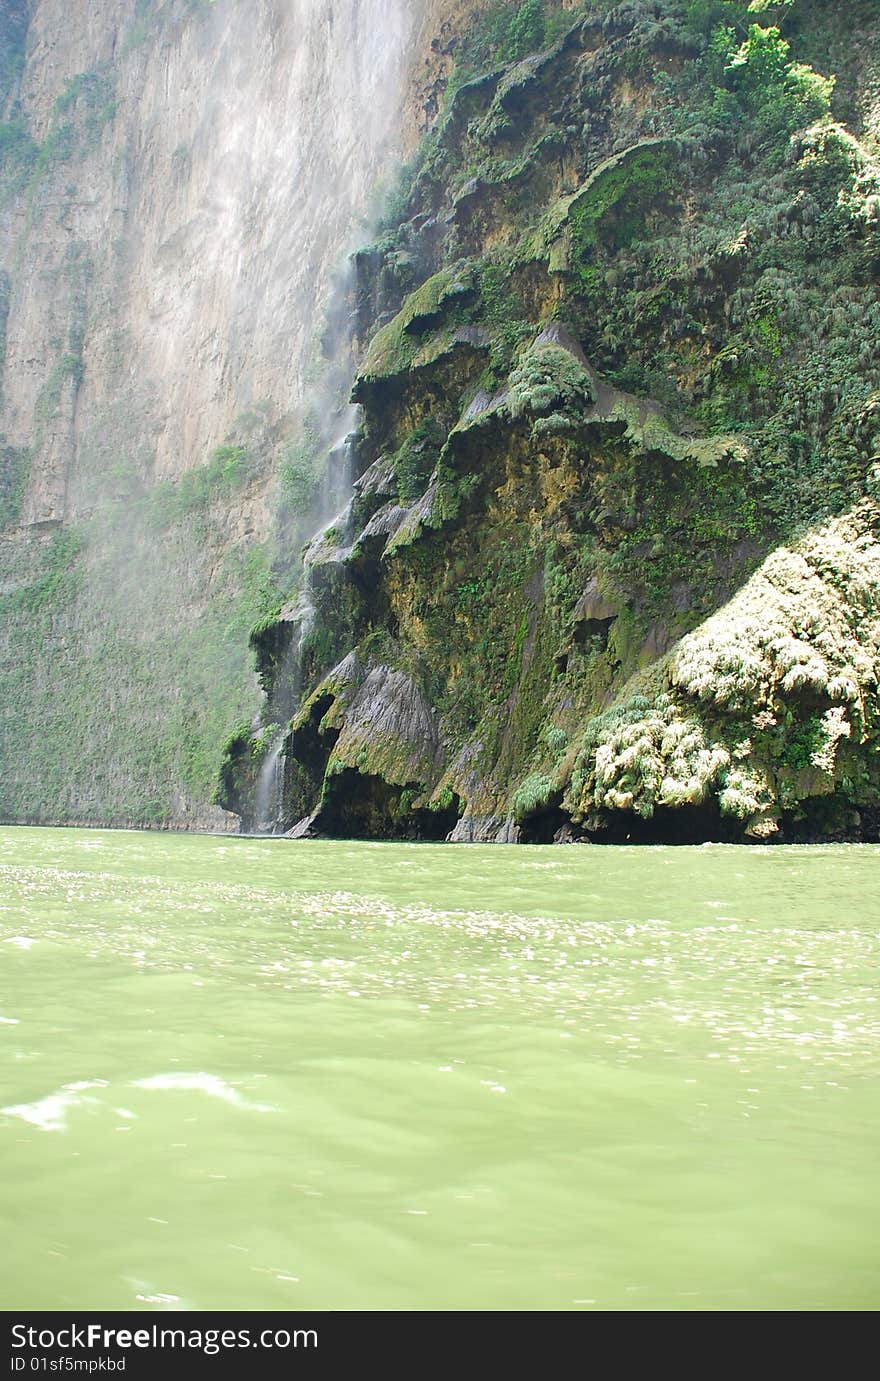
[{"x1": 1, "y1": 826, "x2": 878, "y2": 1311}]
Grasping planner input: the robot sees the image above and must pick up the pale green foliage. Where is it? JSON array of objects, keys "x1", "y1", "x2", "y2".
[
  {"x1": 507, "y1": 342, "x2": 594, "y2": 420},
  {"x1": 279, "y1": 430, "x2": 320, "y2": 516},
  {"x1": 717, "y1": 764, "x2": 775, "y2": 824},
  {"x1": 542, "y1": 725, "x2": 568, "y2": 760},
  {"x1": 726, "y1": 24, "x2": 834, "y2": 134},
  {"x1": 512, "y1": 771, "x2": 554, "y2": 820},
  {"x1": 571, "y1": 696, "x2": 729, "y2": 820},
  {"x1": 568, "y1": 503, "x2": 880, "y2": 834},
  {"x1": 796, "y1": 123, "x2": 880, "y2": 231},
  {"x1": 252, "y1": 722, "x2": 282, "y2": 761},
  {"x1": 669, "y1": 514, "x2": 879, "y2": 724}
]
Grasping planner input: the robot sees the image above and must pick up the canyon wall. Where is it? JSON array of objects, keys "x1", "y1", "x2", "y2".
[
  {"x1": 5, "y1": 0, "x2": 880, "y2": 845},
  {"x1": 225, "y1": 0, "x2": 880, "y2": 845},
  {"x1": 0, "y1": 0, "x2": 477, "y2": 825}
]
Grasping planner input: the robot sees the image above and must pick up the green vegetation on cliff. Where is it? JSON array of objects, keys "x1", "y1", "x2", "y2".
[
  {"x1": 228, "y1": 0, "x2": 880, "y2": 843},
  {"x1": 0, "y1": 506, "x2": 280, "y2": 826}
]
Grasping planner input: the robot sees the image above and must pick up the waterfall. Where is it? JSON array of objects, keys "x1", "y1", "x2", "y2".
[
  {"x1": 0, "y1": 0, "x2": 435, "y2": 830},
  {"x1": 252, "y1": 423, "x2": 360, "y2": 834},
  {"x1": 252, "y1": 598, "x2": 313, "y2": 835},
  {"x1": 199, "y1": 0, "x2": 431, "y2": 835},
  {"x1": 254, "y1": 734, "x2": 286, "y2": 835}
]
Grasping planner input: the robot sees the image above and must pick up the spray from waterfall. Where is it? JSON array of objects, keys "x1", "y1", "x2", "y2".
[
  {"x1": 252, "y1": 587, "x2": 316, "y2": 835},
  {"x1": 253, "y1": 739, "x2": 285, "y2": 835},
  {"x1": 0, "y1": 0, "x2": 430, "y2": 832},
  {"x1": 169, "y1": 0, "x2": 431, "y2": 836},
  {"x1": 251, "y1": 419, "x2": 359, "y2": 834}
]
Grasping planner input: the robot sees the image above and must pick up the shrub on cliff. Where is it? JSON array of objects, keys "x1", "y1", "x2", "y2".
[{"x1": 507, "y1": 342, "x2": 595, "y2": 421}]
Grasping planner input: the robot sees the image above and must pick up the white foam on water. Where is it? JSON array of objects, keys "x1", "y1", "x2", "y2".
[
  {"x1": 4, "y1": 936, "x2": 37, "y2": 949},
  {"x1": 126, "y1": 1278, "x2": 188, "y2": 1311},
  {"x1": 132, "y1": 1073, "x2": 276, "y2": 1112},
  {"x1": 1, "y1": 1080, "x2": 107, "y2": 1132},
  {"x1": 0, "y1": 1016, "x2": 20, "y2": 1024}
]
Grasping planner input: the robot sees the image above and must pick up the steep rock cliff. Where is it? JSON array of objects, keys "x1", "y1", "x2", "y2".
[
  {"x1": 0, "y1": 0, "x2": 477, "y2": 825},
  {"x1": 230, "y1": 0, "x2": 880, "y2": 843}
]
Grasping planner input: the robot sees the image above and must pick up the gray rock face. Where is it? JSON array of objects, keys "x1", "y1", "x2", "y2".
[
  {"x1": 573, "y1": 576, "x2": 618, "y2": 624},
  {"x1": 356, "y1": 501, "x2": 409, "y2": 547},
  {"x1": 324, "y1": 650, "x2": 367, "y2": 696},
  {"x1": 331, "y1": 665, "x2": 441, "y2": 786},
  {"x1": 286, "y1": 813, "x2": 319, "y2": 840},
  {"x1": 4, "y1": 0, "x2": 431, "y2": 527},
  {"x1": 534, "y1": 321, "x2": 593, "y2": 373},
  {"x1": 447, "y1": 815, "x2": 520, "y2": 844}
]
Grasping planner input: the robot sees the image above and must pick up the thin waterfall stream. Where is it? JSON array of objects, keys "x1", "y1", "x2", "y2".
[
  {"x1": 253, "y1": 733, "x2": 287, "y2": 835},
  {"x1": 252, "y1": 423, "x2": 359, "y2": 834}
]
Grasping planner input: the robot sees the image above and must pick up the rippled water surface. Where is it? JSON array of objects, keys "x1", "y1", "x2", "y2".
[{"x1": 1, "y1": 826, "x2": 878, "y2": 1310}]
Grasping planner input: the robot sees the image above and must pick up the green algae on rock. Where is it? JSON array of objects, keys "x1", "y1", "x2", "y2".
[{"x1": 218, "y1": 0, "x2": 880, "y2": 843}]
